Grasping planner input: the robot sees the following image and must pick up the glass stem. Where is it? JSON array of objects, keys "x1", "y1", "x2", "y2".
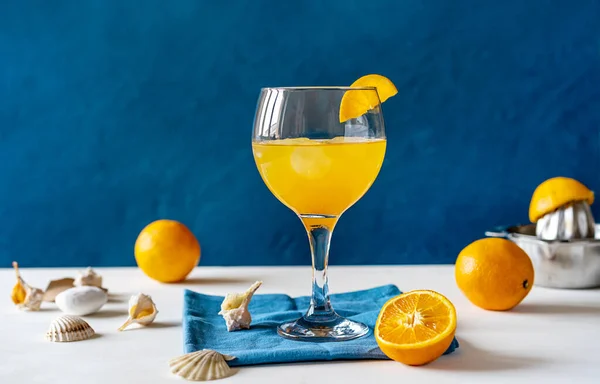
[{"x1": 303, "y1": 222, "x2": 336, "y2": 322}]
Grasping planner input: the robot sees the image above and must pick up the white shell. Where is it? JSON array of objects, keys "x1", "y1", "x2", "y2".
[
  {"x1": 55, "y1": 286, "x2": 108, "y2": 316},
  {"x1": 118, "y1": 293, "x2": 158, "y2": 331},
  {"x1": 74, "y1": 267, "x2": 103, "y2": 288},
  {"x1": 169, "y1": 350, "x2": 236, "y2": 381},
  {"x1": 12, "y1": 261, "x2": 44, "y2": 311},
  {"x1": 46, "y1": 315, "x2": 95, "y2": 342},
  {"x1": 20, "y1": 286, "x2": 44, "y2": 311},
  {"x1": 218, "y1": 281, "x2": 262, "y2": 332},
  {"x1": 536, "y1": 201, "x2": 596, "y2": 240}
]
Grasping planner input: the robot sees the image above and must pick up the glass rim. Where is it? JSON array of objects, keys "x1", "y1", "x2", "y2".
[{"x1": 260, "y1": 86, "x2": 378, "y2": 91}]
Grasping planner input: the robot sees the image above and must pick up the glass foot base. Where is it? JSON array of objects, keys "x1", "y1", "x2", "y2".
[{"x1": 278, "y1": 314, "x2": 369, "y2": 342}]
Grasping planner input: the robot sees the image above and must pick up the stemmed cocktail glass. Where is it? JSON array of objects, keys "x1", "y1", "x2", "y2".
[{"x1": 252, "y1": 86, "x2": 386, "y2": 341}]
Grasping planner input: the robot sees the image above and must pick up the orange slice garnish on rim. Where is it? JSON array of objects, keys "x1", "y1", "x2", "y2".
[{"x1": 339, "y1": 74, "x2": 398, "y2": 122}]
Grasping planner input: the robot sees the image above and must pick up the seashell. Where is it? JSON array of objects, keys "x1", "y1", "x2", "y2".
[
  {"x1": 118, "y1": 293, "x2": 158, "y2": 331},
  {"x1": 10, "y1": 261, "x2": 44, "y2": 311},
  {"x1": 43, "y1": 278, "x2": 75, "y2": 302},
  {"x1": 74, "y1": 267, "x2": 103, "y2": 288},
  {"x1": 55, "y1": 286, "x2": 108, "y2": 316},
  {"x1": 218, "y1": 281, "x2": 262, "y2": 332},
  {"x1": 46, "y1": 315, "x2": 95, "y2": 342},
  {"x1": 168, "y1": 349, "x2": 236, "y2": 381},
  {"x1": 536, "y1": 201, "x2": 596, "y2": 240}
]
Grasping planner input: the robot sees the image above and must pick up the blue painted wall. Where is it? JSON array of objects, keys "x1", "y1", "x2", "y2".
[{"x1": 1, "y1": 1, "x2": 599, "y2": 267}]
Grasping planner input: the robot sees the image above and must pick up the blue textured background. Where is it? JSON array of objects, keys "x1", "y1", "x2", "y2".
[{"x1": 1, "y1": 1, "x2": 599, "y2": 267}]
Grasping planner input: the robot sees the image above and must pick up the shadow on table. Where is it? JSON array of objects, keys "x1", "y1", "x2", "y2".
[
  {"x1": 85, "y1": 309, "x2": 128, "y2": 318},
  {"x1": 149, "y1": 321, "x2": 181, "y2": 328},
  {"x1": 424, "y1": 339, "x2": 548, "y2": 372},
  {"x1": 177, "y1": 276, "x2": 261, "y2": 285},
  {"x1": 116, "y1": 321, "x2": 181, "y2": 331},
  {"x1": 33, "y1": 307, "x2": 59, "y2": 312},
  {"x1": 511, "y1": 303, "x2": 600, "y2": 315},
  {"x1": 107, "y1": 293, "x2": 131, "y2": 303}
]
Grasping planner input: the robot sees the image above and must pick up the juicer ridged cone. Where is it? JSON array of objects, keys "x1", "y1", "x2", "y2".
[{"x1": 536, "y1": 201, "x2": 595, "y2": 240}]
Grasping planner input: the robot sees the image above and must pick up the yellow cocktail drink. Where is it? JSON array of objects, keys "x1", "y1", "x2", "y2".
[{"x1": 252, "y1": 137, "x2": 386, "y2": 227}]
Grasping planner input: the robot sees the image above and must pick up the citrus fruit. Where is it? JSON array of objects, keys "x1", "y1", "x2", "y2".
[
  {"x1": 529, "y1": 176, "x2": 594, "y2": 223},
  {"x1": 455, "y1": 238, "x2": 534, "y2": 311},
  {"x1": 339, "y1": 74, "x2": 398, "y2": 122},
  {"x1": 134, "y1": 219, "x2": 201, "y2": 283},
  {"x1": 375, "y1": 290, "x2": 457, "y2": 366}
]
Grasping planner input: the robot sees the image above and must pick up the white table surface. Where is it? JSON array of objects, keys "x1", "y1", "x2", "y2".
[{"x1": 1, "y1": 265, "x2": 599, "y2": 383}]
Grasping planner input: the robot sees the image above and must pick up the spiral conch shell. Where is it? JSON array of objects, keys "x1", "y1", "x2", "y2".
[
  {"x1": 169, "y1": 349, "x2": 236, "y2": 381},
  {"x1": 10, "y1": 261, "x2": 43, "y2": 311},
  {"x1": 218, "y1": 281, "x2": 262, "y2": 332},
  {"x1": 74, "y1": 267, "x2": 103, "y2": 288},
  {"x1": 118, "y1": 293, "x2": 158, "y2": 331},
  {"x1": 46, "y1": 315, "x2": 95, "y2": 342}
]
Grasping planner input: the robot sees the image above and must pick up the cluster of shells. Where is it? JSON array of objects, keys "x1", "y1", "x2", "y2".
[
  {"x1": 11, "y1": 265, "x2": 263, "y2": 381},
  {"x1": 11, "y1": 264, "x2": 108, "y2": 312},
  {"x1": 10, "y1": 263, "x2": 159, "y2": 342}
]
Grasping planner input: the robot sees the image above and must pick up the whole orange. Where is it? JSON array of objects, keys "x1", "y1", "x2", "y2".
[
  {"x1": 134, "y1": 219, "x2": 201, "y2": 283},
  {"x1": 455, "y1": 238, "x2": 534, "y2": 311}
]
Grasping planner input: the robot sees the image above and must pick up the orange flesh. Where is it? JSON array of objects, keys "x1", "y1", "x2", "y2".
[{"x1": 377, "y1": 292, "x2": 454, "y2": 345}]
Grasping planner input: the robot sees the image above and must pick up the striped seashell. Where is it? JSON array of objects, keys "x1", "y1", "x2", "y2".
[
  {"x1": 45, "y1": 315, "x2": 95, "y2": 342},
  {"x1": 168, "y1": 349, "x2": 236, "y2": 381}
]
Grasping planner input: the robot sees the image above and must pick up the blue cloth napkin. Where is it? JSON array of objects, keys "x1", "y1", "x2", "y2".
[{"x1": 183, "y1": 284, "x2": 459, "y2": 366}]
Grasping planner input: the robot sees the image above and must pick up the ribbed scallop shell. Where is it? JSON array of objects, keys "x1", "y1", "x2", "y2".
[
  {"x1": 45, "y1": 315, "x2": 95, "y2": 342},
  {"x1": 168, "y1": 350, "x2": 236, "y2": 381},
  {"x1": 536, "y1": 201, "x2": 596, "y2": 240}
]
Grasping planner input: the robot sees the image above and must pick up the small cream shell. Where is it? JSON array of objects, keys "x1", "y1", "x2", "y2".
[
  {"x1": 74, "y1": 267, "x2": 103, "y2": 288},
  {"x1": 169, "y1": 350, "x2": 236, "y2": 381},
  {"x1": 46, "y1": 315, "x2": 95, "y2": 342},
  {"x1": 118, "y1": 293, "x2": 158, "y2": 331},
  {"x1": 218, "y1": 281, "x2": 262, "y2": 332},
  {"x1": 19, "y1": 285, "x2": 44, "y2": 311}
]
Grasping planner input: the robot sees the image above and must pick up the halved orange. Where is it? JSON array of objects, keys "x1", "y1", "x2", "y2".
[
  {"x1": 529, "y1": 176, "x2": 594, "y2": 223},
  {"x1": 375, "y1": 290, "x2": 457, "y2": 366},
  {"x1": 339, "y1": 74, "x2": 398, "y2": 122}
]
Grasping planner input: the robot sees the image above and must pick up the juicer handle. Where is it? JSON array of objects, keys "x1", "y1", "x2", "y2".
[{"x1": 484, "y1": 226, "x2": 510, "y2": 238}]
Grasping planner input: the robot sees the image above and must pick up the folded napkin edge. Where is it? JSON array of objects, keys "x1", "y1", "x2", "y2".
[{"x1": 183, "y1": 283, "x2": 401, "y2": 299}]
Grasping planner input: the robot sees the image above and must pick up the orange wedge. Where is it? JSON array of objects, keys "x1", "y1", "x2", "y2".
[
  {"x1": 339, "y1": 74, "x2": 398, "y2": 122},
  {"x1": 375, "y1": 290, "x2": 457, "y2": 366}
]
